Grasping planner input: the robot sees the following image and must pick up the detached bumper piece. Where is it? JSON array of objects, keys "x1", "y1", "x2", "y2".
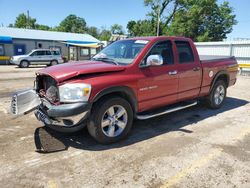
[
  {"x1": 11, "y1": 89, "x2": 41, "y2": 115},
  {"x1": 35, "y1": 102, "x2": 90, "y2": 128}
]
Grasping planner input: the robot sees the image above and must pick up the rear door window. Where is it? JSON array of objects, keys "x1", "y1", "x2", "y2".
[
  {"x1": 46, "y1": 51, "x2": 52, "y2": 55},
  {"x1": 175, "y1": 41, "x2": 194, "y2": 63},
  {"x1": 36, "y1": 51, "x2": 46, "y2": 56},
  {"x1": 52, "y1": 51, "x2": 60, "y2": 55}
]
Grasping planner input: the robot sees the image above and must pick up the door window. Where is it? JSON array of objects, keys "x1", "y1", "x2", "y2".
[
  {"x1": 46, "y1": 51, "x2": 52, "y2": 55},
  {"x1": 146, "y1": 41, "x2": 174, "y2": 65},
  {"x1": 36, "y1": 51, "x2": 46, "y2": 56},
  {"x1": 80, "y1": 48, "x2": 89, "y2": 56},
  {"x1": 69, "y1": 47, "x2": 77, "y2": 60},
  {"x1": 90, "y1": 48, "x2": 97, "y2": 55},
  {"x1": 30, "y1": 51, "x2": 37, "y2": 56},
  {"x1": 51, "y1": 51, "x2": 60, "y2": 55},
  {"x1": 175, "y1": 41, "x2": 194, "y2": 63}
]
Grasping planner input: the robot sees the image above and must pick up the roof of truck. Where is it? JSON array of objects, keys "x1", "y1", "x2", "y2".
[{"x1": 126, "y1": 36, "x2": 192, "y2": 41}]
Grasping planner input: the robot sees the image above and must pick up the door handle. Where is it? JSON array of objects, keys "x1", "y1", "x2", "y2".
[
  {"x1": 168, "y1": 70, "x2": 178, "y2": 75},
  {"x1": 193, "y1": 67, "x2": 200, "y2": 71}
]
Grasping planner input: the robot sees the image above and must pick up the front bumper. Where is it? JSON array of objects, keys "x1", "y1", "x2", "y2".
[
  {"x1": 9, "y1": 59, "x2": 20, "y2": 65},
  {"x1": 35, "y1": 99, "x2": 91, "y2": 128},
  {"x1": 11, "y1": 89, "x2": 91, "y2": 131}
]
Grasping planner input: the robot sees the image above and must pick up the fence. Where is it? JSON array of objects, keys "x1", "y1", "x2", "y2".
[{"x1": 195, "y1": 41, "x2": 250, "y2": 71}]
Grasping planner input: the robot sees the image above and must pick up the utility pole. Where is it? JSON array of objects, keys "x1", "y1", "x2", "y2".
[{"x1": 156, "y1": 0, "x2": 160, "y2": 36}]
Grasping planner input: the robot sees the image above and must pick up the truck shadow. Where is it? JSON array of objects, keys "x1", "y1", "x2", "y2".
[{"x1": 34, "y1": 97, "x2": 249, "y2": 153}]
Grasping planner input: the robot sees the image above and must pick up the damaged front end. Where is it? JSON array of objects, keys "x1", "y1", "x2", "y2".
[{"x1": 11, "y1": 75, "x2": 91, "y2": 132}]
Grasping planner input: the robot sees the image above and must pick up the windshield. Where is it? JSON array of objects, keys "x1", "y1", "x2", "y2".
[{"x1": 92, "y1": 39, "x2": 149, "y2": 65}]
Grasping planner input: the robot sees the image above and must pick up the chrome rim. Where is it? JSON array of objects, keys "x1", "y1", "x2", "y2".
[
  {"x1": 51, "y1": 61, "x2": 57, "y2": 65},
  {"x1": 101, "y1": 105, "x2": 128, "y2": 137},
  {"x1": 214, "y1": 85, "x2": 225, "y2": 105},
  {"x1": 22, "y1": 61, "x2": 28, "y2": 67}
]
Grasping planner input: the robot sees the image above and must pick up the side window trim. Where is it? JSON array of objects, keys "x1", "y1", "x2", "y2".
[
  {"x1": 174, "y1": 40, "x2": 195, "y2": 64},
  {"x1": 139, "y1": 40, "x2": 175, "y2": 67}
]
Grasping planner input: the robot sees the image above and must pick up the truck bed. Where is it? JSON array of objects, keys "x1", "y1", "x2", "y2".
[{"x1": 200, "y1": 55, "x2": 235, "y2": 63}]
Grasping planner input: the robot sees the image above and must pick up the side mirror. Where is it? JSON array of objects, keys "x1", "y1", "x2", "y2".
[{"x1": 146, "y1": 55, "x2": 163, "y2": 67}]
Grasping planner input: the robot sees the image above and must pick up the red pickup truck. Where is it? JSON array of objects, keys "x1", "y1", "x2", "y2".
[{"x1": 11, "y1": 36, "x2": 238, "y2": 144}]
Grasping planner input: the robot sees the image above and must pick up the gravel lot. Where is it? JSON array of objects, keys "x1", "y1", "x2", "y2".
[{"x1": 0, "y1": 65, "x2": 250, "y2": 188}]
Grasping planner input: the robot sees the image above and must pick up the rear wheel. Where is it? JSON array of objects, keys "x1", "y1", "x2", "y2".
[
  {"x1": 87, "y1": 97, "x2": 133, "y2": 144},
  {"x1": 19, "y1": 60, "x2": 29, "y2": 68},
  {"x1": 207, "y1": 80, "x2": 227, "y2": 109},
  {"x1": 50, "y1": 60, "x2": 58, "y2": 66}
]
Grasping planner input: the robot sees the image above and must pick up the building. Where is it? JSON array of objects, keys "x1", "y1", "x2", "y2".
[
  {"x1": 0, "y1": 27, "x2": 101, "y2": 64},
  {"x1": 195, "y1": 40, "x2": 250, "y2": 71},
  {"x1": 109, "y1": 34, "x2": 128, "y2": 42}
]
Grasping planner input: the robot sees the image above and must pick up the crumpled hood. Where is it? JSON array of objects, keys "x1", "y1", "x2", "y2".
[{"x1": 37, "y1": 61, "x2": 126, "y2": 82}]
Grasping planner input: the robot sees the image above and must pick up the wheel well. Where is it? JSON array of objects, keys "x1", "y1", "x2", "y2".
[
  {"x1": 51, "y1": 59, "x2": 58, "y2": 63},
  {"x1": 216, "y1": 74, "x2": 229, "y2": 87},
  {"x1": 92, "y1": 91, "x2": 137, "y2": 115},
  {"x1": 21, "y1": 59, "x2": 29, "y2": 63}
]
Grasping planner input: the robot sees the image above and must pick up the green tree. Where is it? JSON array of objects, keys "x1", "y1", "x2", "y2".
[
  {"x1": 144, "y1": 0, "x2": 180, "y2": 35},
  {"x1": 99, "y1": 28, "x2": 112, "y2": 41},
  {"x1": 110, "y1": 24, "x2": 124, "y2": 35},
  {"x1": 127, "y1": 20, "x2": 155, "y2": 37},
  {"x1": 14, "y1": 13, "x2": 37, "y2": 29},
  {"x1": 127, "y1": 21, "x2": 137, "y2": 36},
  {"x1": 167, "y1": 0, "x2": 237, "y2": 41},
  {"x1": 86, "y1": 26, "x2": 99, "y2": 38},
  {"x1": 57, "y1": 14, "x2": 87, "y2": 33},
  {"x1": 36, "y1": 24, "x2": 51, "y2": 31}
]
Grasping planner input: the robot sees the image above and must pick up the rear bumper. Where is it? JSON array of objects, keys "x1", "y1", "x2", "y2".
[
  {"x1": 35, "y1": 100, "x2": 91, "y2": 130},
  {"x1": 229, "y1": 78, "x2": 237, "y2": 87},
  {"x1": 58, "y1": 59, "x2": 64, "y2": 64}
]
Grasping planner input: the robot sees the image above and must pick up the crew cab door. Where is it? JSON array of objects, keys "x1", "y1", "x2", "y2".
[
  {"x1": 138, "y1": 40, "x2": 178, "y2": 111},
  {"x1": 174, "y1": 40, "x2": 202, "y2": 101}
]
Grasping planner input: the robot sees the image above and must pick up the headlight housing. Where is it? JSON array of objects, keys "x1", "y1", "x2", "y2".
[{"x1": 59, "y1": 83, "x2": 91, "y2": 103}]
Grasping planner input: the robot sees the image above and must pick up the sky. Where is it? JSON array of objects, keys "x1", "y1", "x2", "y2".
[{"x1": 0, "y1": 0, "x2": 250, "y2": 39}]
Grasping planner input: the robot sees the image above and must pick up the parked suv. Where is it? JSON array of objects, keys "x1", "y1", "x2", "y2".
[{"x1": 10, "y1": 49, "x2": 64, "y2": 68}]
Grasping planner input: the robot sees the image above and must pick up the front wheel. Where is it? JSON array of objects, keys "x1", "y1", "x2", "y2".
[
  {"x1": 207, "y1": 80, "x2": 227, "y2": 109},
  {"x1": 19, "y1": 60, "x2": 29, "y2": 68},
  {"x1": 87, "y1": 97, "x2": 133, "y2": 144}
]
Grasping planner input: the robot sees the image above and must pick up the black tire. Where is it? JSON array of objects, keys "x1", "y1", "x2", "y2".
[
  {"x1": 50, "y1": 60, "x2": 58, "y2": 66},
  {"x1": 207, "y1": 80, "x2": 227, "y2": 109},
  {"x1": 87, "y1": 97, "x2": 133, "y2": 144},
  {"x1": 19, "y1": 60, "x2": 29, "y2": 68}
]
